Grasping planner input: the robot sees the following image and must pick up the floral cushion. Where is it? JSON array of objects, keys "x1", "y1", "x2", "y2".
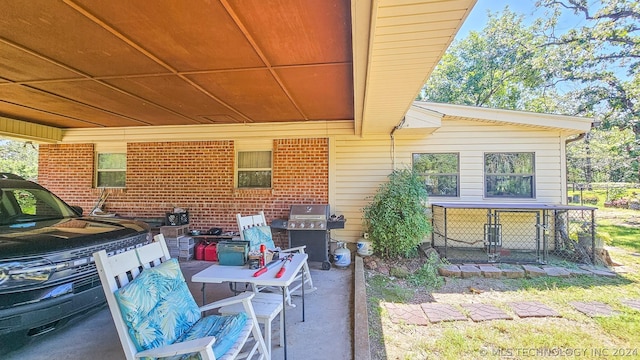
[
  {"x1": 243, "y1": 226, "x2": 275, "y2": 252},
  {"x1": 115, "y1": 258, "x2": 201, "y2": 352}
]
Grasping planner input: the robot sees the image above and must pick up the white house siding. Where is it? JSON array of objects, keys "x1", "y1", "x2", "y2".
[
  {"x1": 61, "y1": 116, "x2": 575, "y2": 246},
  {"x1": 330, "y1": 117, "x2": 569, "y2": 243}
]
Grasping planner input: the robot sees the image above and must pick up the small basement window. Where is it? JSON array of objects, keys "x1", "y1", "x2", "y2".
[
  {"x1": 96, "y1": 153, "x2": 126, "y2": 188},
  {"x1": 237, "y1": 150, "x2": 272, "y2": 188}
]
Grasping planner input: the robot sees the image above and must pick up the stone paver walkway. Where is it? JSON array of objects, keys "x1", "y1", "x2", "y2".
[
  {"x1": 438, "y1": 264, "x2": 619, "y2": 279},
  {"x1": 570, "y1": 301, "x2": 618, "y2": 316},
  {"x1": 387, "y1": 261, "x2": 635, "y2": 325},
  {"x1": 509, "y1": 301, "x2": 560, "y2": 318},
  {"x1": 384, "y1": 299, "x2": 638, "y2": 326},
  {"x1": 420, "y1": 303, "x2": 467, "y2": 323},
  {"x1": 461, "y1": 303, "x2": 513, "y2": 322},
  {"x1": 622, "y1": 299, "x2": 640, "y2": 311},
  {"x1": 384, "y1": 303, "x2": 428, "y2": 325}
]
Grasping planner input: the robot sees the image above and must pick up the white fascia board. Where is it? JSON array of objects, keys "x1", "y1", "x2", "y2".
[
  {"x1": 396, "y1": 106, "x2": 443, "y2": 131},
  {"x1": 414, "y1": 101, "x2": 593, "y2": 132}
]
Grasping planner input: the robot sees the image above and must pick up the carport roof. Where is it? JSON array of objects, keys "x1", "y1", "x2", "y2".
[{"x1": 0, "y1": 0, "x2": 476, "y2": 142}]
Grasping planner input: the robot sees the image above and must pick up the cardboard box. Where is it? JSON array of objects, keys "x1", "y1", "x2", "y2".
[{"x1": 160, "y1": 225, "x2": 189, "y2": 238}]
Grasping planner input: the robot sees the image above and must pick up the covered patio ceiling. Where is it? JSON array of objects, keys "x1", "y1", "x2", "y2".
[{"x1": 0, "y1": 0, "x2": 476, "y2": 142}]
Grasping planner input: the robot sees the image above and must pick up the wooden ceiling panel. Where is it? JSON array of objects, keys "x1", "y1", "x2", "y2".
[
  {"x1": 186, "y1": 70, "x2": 303, "y2": 122},
  {"x1": 276, "y1": 64, "x2": 353, "y2": 120},
  {"x1": 0, "y1": 101, "x2": 97, "y2": 128},
  {"x1": 31, "y1": 80, "x2": 194, "y2": 126},
  {"x1": 104, "y1": 76, "x2": 245, "y2": 123},
  {"x1": 0, "y1": 85, "x2": 148, "y2": 127},
  {"x1": 0, "y1": 1, "x2": 363, "y2": 131},
  {"x1": 0, "y1": 0, "x2": 167, "y2": 77},
  {"x1": 0, "y1": 42, "x2": 81, "y2": 82},
  {"x1": 72, "y1": 0, "x2": 265, "y2": 71},
  {"x1": 227, "y1": 0, "x2": 352, "y2": 66}
]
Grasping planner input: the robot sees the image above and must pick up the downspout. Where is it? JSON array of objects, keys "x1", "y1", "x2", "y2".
[{"x1": 390, "y1": 117, "x2": 406, "y2": 169}]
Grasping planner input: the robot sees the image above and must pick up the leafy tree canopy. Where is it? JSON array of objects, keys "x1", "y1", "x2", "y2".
[
  {"x1": 537, "y1": 0, "x2": 639, "y2": 133},
  {"x1": 0, "y1": 139, "x2": 38, "y2": 180},
  {"x1": 420, "y1": 7, "x2": 548, "y2": 109}
]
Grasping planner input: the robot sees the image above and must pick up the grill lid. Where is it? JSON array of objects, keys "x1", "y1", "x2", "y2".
[
  {"x1": 289, "y1": 204, "x2": 329, "y2": 220},
  {"x1": 288, "y1": 204, "x2": 329, "y2": 230}
]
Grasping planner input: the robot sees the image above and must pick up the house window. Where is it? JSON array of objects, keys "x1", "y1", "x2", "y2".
[
  {"x1": 237, "y1": 150, "x2": 272, "y2": 188},
  {"x1": 484, "y1": 152, "x2": 535, "y2": 198},
  {"x1": 96, "y1": 153, "x2": 126, "y2": 188},
  {"x1": 413, "y1": 153, "x2": 459, "y2": 197}
]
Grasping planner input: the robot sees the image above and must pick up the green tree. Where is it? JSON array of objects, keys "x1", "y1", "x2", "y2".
[
  {"x1": 537, "y1": 0, "x2": 639, "y2": 125},
  {"x1": 0, "y1": 139, "x2": 38, "y2": 180},
  {"x1": 567, "y1": 127, "x2": 636, "y2": 183},
  {"x1": 420, "y1": 8, "x2": 547, "y2": 109},
  {"x1": 538, "y1": 0, "x2": 640, "y2": 180}
]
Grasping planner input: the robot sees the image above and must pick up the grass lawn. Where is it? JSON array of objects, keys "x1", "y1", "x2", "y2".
[{"x1": 366, "y1": 212, "x2": 640, "y2": 360}]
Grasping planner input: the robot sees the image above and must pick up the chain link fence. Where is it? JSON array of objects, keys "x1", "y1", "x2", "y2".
[{"x1": 431, "y1": 203, "x2": 599, "y2": 265}]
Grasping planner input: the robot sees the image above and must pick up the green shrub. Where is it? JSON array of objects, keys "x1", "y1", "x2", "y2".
[
  {"x1": 363, "y1": 168, "x2": 432, "y2": 258},
  {"x1": 407, "y1": 252, "x2": 444, "y2": 288},
  {"x1": 608, "y1": 186, "x2": 627, "y2": 201},
  {"x1": 582, "y1": 195, "x2": 599, "y2": 204}
]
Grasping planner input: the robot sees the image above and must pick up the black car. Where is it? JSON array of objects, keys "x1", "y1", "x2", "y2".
[{"x1": 0, "y1": 173, "x2": 151, "y2": 352}]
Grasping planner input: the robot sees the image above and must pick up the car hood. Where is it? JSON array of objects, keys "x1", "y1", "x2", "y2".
[{"x1": 0, "y1": 217, "x2": 150, "y2": 258}]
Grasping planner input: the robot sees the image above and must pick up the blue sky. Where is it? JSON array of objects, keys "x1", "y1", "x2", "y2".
[
  {"x1": 452, "y1": 0, "x2": 628, "y2": 82},
  {"x1": 455, "y1": 0, "x2": 587, "y2": 40}
]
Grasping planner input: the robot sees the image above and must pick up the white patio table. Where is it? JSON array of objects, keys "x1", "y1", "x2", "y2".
[{"x1": 191, "y1": 253, "x2": 308, "y2": 360}]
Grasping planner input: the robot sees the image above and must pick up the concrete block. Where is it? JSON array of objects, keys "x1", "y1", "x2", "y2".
[
  {"x1": 522, "y1": 265, "x2": 546, "y2": 278},
  {"x1": 478, "y1": 265, "x2": 502, "y2": 278},
  {"x1": 543, "y1": 267, "x2": 571, "y2": 278},
  {"x1": 501, "y1": 267, "x2": 525, "y2": 278},
  {"x1": 438, "y1": 265, "x2": 461, "y2": 277},
  {"x1": 459, "y1": 265, "x2": 481, "y2": 278}
]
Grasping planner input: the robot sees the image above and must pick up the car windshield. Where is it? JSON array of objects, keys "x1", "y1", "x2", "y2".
[{"x1": 0, "y1": 187, "x2": 77, "y2": 226}]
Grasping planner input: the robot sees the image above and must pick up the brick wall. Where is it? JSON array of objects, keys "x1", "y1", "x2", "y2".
[
  {"x1": 38, "y1": 138, "x2": 329, "y2": 247},
  {"x1": 38, "y1": 143, "x2": 98, "y2": 207}
]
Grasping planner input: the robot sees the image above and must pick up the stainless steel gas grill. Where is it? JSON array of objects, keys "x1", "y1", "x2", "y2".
[{"x1": 287, "y1": 204, "x2": 334, "y2": 269}]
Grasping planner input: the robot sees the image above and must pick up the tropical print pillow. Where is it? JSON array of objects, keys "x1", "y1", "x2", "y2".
[
  {"x1": 115, "y1": 258, "x2": 201, "y2": 352},
  {"x1": 175, "y1": 312, "x2": 248, "y2": 359},
  {"x1": 243, "y1": 226, "x2": 275, "y2": 252}
]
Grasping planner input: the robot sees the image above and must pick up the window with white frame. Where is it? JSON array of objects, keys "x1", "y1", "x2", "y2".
[
  {"x1": 237, "y1": 150, "x2": 272, "y2": 188},
  {"x1": 484, "y1": 152, "x2": 535, "y2": 198},
  {"x1": 413, "y1": 153, "x2": 459, "y2": 197},
  {"x1": 96, "y1": 153, "x2": 126, "y2": 188}
]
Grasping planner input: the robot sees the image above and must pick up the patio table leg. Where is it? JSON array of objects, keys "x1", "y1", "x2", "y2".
[
  {"x1": 282, "y1": 287, "x2": 287, "y2": 360},
  {"x1": 201, "y1": 283, "x2": 206, "y2": 305}
]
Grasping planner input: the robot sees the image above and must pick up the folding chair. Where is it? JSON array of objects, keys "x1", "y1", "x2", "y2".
[
  {"x1": 93, "y1": 234, "x2": 270, "y2": 360},
  {"x1": 237, "y1": 211, "x2": 317, "y2": 306}
]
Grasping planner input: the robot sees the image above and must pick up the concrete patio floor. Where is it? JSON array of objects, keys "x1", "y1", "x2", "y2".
[{"x1": 4, "y1": 260, "x2": 355, "y2": 360}]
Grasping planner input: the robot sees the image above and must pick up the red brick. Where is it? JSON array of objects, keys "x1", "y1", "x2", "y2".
[{"x1": 38, "y1": 138, "x2": 329, "y2": 248}]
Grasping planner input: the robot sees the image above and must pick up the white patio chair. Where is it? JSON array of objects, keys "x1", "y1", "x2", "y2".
[
  {"x1": 93, "y1": 234, "x2": 270, "y2": 360},
  {"x1": 237, "y1": 211, "x2": 317, "y2": 306}
]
